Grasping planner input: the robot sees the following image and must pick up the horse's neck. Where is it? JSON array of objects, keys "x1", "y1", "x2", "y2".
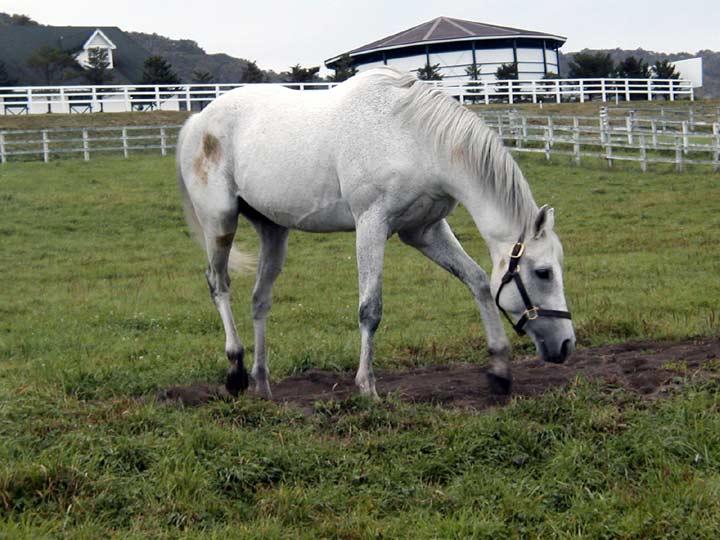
[{"x1": 450, "y1": 172, "x2": 533, "y2": 263}]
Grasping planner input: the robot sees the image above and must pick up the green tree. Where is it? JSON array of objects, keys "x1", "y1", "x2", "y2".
[
  {"x1": 465, "y1": 63, "x2": 481, "y2": 80},
  {"x1": 615, "y1": 56, "x2": 650, "y2": 78},
  {"x1": 141, "y1": 55, "x2": 179, "y2": 84},
  {"x1": 83, "y1": 48, "x2": 114, "y2": 85},
  {"x1": 653, "y1": 59, "x2": 680, "y2": 80},
  {"x1": 191, "y1": 70, "x2": 213, "y2": 83},
  {"x1": 328, "y1": 54, "x2": 357, "y2": 82},
  {"x1": 286, "y1": 64, "x2": 320, "y2": 83},
  {"x1": 26, "y1": 45, "x2": 79, "y2": 84},
  {"x1": 242, "y1": 61, "x2": 265, "y2": 83},
  {"x1": 495, "y1": 63, "x2": 518, "y2": 80},
  {"x1": 0, "y1": 60, "x2": 18, "y2": 86},
  {"x1": 567, "y1": 52, "x2": 615, "y2": 78},
  {"x1": 416, "y1": 62, "x2": 443, "y2": 81}
]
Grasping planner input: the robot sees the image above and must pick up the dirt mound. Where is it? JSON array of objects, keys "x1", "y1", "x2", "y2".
[{"x1": 158, "y1": 338, "x2": 720, "y2": 410}]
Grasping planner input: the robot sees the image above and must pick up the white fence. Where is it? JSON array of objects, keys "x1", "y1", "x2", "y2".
[
  {"x1": 0, "y1": 125, "x2": 181, "y2": 163},
  {"x1": 0, "y1": 78, "x2": 694, "y2": 115},
  {"x1": 2, "y1": 109, "x2": 718, "y2": 172},
  {"x1": 480, "y1": 109, "x2": 720, "y2": 171}
]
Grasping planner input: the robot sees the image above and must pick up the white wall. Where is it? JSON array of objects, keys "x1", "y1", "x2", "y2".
[{"x1": 671, "y1": 57, "x2": 703, "y2": 87}]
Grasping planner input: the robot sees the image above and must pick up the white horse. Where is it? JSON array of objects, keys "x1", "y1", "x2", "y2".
[{"x1": 177, "y1": 67, "x2": 575, "y2": 400}]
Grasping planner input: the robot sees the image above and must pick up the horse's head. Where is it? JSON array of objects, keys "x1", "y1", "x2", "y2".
[{"x1": 491, "y1": 205, "x2": 575, "y2": 363}]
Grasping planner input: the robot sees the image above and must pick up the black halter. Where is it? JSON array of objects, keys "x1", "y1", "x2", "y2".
[{"x1": 495, "y1": 240, "x2": 572, "y2": 336}]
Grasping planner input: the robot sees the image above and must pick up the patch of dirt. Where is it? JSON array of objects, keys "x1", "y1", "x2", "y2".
[{"x1": 157, "y1": 338, "x2": 720, "y2": 410}]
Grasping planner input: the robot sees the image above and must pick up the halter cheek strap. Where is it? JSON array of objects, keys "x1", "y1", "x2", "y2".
[{"x1": 495, "y1": 240, "x2": 572, "y2": 336}]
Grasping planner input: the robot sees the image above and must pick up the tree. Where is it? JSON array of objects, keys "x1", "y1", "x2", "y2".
[
  {"x1": 191, "y1": 70, "x2": 213, "y2": 83},
  {"x1": 26, "y1": 45, "x2": 80, "y2": 84},
  {"x1": 465, "y1": 63, "x2": 481, "y2": 80},
  {"x1": 328, "y1": 54, "x2": 357, "y2": 82},
  {"x1": 141, "y1": 55, "x2": 179, "y2": 84},
  {"x1": 242, "y1": 61, "x2": 265, "y2": 83},
  {"x1": 286, "y1": 64, "x2": 320, "y2": 83},
  {"x1": 416, "y1": 62, "x2": 443, "y2": 81},
  {"x1": 615, "y1": 56, "x2": 650, "y2": 78},
  {"x1": 652, "y1": 59, "x2": 680, "y2": 80},
  {"x1": 83, "y1": 48, "x2": 114, "y2": 85},
  {"x1": 0, "y1": 61, "x2": 17, "y2": 86},
  {"x1": 567, "y1": 52, "x2": 615, "y2": 78},
  {"x1": 495, "y1": 63, "x2": 518, "y2": 80}
]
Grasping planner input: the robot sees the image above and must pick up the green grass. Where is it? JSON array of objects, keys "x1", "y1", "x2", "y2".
[{"x1": 1, "y1": 154, "x2": 719, "y2": 538}]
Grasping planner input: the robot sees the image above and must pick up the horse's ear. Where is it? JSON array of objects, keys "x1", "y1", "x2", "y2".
[{"x1": 533, "y1": 205, "x2": 555, "y2": 239}]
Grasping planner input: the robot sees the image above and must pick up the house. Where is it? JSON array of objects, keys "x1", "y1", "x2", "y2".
[{"x1": 0, "y1": 24, "x2": 150, "y2": 85}]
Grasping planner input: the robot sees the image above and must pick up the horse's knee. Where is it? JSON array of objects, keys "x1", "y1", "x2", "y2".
[
  {"x1": 251, "y1": 292, "x2": 272, "y2": 320},
  {"x1": 359, "y1": 298, "x2": 382, "y2": 332}
]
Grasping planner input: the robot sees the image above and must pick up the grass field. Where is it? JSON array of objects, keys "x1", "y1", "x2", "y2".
[{"x1": 1, "y1": 152, "x2": 719, "y2": 538}]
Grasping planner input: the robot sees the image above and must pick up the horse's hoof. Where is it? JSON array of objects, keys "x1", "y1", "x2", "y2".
[
  {"x1": 486, "y1": 371, "x2": 513, "y2": 395},
  {"x1": 226, "y1": 364, "x2": 249, "y2": 397}
]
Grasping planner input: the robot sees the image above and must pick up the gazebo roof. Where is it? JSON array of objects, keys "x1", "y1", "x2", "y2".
[{"x1": 326, "y1": 16, "x2": 566, "y2": 66}]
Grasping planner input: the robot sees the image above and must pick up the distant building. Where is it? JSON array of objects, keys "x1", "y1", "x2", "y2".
[
  {"x1": 325, "y1": 16, "x2": 566, "y2": 81},
  {"x1": 0, "y1": 25, "x2": 149, "y2": 85}
]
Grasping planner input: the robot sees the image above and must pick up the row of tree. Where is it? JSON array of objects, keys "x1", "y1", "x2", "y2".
[{"x1": 0, "y1": 46, "x2": 681, "y2": 87}]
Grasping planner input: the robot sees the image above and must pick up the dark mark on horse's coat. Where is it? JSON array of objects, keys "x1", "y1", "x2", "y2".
[{"x1": 193, "y1": 133, "x2": 222, "y2": 185}]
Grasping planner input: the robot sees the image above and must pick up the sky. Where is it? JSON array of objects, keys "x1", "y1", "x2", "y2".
[{"x1": 2, "y1": 0, "x2": 718, "y2": 74}]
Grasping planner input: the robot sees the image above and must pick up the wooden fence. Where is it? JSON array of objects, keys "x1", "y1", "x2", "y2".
[
  {"x1": 479, "y1": 109, "x2": 720, "y2": 172},
  {"x1": 0, "y1": 77, "x2": 694, "y2": 115},
  {"x1": 0, "y1": 125, "x2": 181, "y2": 163},
  {"x1": 1, "y1": 109, "x2": 718, "y2": 172}
]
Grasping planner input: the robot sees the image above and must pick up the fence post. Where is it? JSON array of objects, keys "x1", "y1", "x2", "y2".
[
  {"x1": 497, "y1": 113, "x2": 504, "y2": 138},
  {"x1": 555, "y1": 80, "x2": 560, "y2": 103},
  {"x1": 626, "y1": 113, "x2": 633, "y2": 145},
  {"x1": 579, "y1": 80, "x2": 585, "y2": 103},
  {"x1": 547, "y1": 116, "x2": 554, "y2": 145},
  {"x1": 651, "y1": 119, "x2": 658, "y2": 149},
  {"x1": 544, "y1": 127, "x2": 551, "y2": 161},
  {"x1": 185, "y1": 87, "x2": 191, "y2": 111},
  {"x1": 531, "y1": 80, "x2": 537, "y2": 104},
  {"x1": 682, "y1": 121, "x2": 689, "y2": 154},
  {"x1": 647, "y1": 80, "x2": 652, "y2": 101},
  {"x1": 521, "y1": 116, "x2": 527, "y2": 138},
  {"x1": 484, "y1": 82, "x2": 489, "y2": 105},
  {"x1": 624, "y1": 80, "x2": 630, "y2": 102},
  {"x1": 42, "y1": 129, "x2": 49, "y2": 163},
  {"x1": 123, "y1": 87, "x2": 131, "y2": 112},
  {"x1": 669, "y1": 81, "x2": 675, "y2": 102},
  {"x1": 160, "y1": 127, "x2": 167, "y2": 156},
  {"x1": 599, "y1": 106, "x2": 607, "y2": 144},
  {"x1": 122, "y1": 128, "x2": 128, "y2": 158},
  {"x1": 508, "y1": 81, "x2": 514, "y2": 105},
  {"x1": 606, "y1": 128, "x2": 613, "y2": 168},
  {"x1": 713, "y1": 123, "x2": 719, "y2": 173},
  {"x1": 573, "y1": 117, "x2": 580, "y2": 165},
  {"x1": 675, "y1": 136, "x2": 683, "y2": 172},
  {"x1": 82, "y1": 128, "x2": 89, "y2": 161},
  {"x1": 639, "y1": 134, "x2": 647, "y2": 173},
  {"x1": 0, "y1": 132, "x2": 5, "y2": 164}
]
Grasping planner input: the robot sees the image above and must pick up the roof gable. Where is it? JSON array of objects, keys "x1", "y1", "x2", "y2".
[{"x1": 83, "y1": 29, "x2": 117, "y2": 50}]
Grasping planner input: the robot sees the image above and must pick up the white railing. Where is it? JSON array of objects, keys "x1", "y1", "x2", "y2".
[
  {"x1": 2, "y1": 109, "x2": 718, "y2": 172},
  {"x1": 479, "y1": 110, "x2": 720, "y2": 172},
  {"x1": 0, "y1": 78, "x2": 694, "y2": 115}
]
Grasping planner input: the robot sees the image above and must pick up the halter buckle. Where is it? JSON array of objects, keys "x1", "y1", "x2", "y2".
[
  {"x1": 524, "y1": 307, "x2": 540, "y2": 321},
  {"x1": 509, "y1": 243, "x2": 525, "y2": 259}
]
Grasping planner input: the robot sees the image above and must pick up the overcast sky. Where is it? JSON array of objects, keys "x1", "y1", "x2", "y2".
[{"x1": 2, "y1": 0, "x2": 718, "y2": 73}]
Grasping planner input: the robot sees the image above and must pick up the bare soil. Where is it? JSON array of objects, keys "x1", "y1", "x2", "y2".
[{"x1": 157, "y1": 337, "x2": 720, "y2": 410}]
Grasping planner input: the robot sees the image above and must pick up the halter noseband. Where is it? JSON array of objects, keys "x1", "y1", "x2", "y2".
[{"x1": 495, "y1": 239, "x2": 572, "y2": 336}]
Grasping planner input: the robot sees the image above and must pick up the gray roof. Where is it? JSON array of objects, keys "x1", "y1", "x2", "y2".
[
  {"x1": 0, "y1": 25, "x2": 150, "y2": 85},
  {"x1": 326, "y1": 16, "x2": 566, "y2": 66}
]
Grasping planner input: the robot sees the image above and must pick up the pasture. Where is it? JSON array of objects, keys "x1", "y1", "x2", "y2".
[{"x1": 1, "y1": 153, "x2": 719, "y2": 538}]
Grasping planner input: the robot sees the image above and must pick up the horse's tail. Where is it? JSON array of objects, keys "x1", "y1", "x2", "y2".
[{"x1": 177, "y1": 116, "x2": 256, "y2": 274}]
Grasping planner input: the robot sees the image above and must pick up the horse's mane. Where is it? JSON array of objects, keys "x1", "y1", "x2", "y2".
[{"x1": 358, "y1": 68, "x2": 538, "y2": 233}]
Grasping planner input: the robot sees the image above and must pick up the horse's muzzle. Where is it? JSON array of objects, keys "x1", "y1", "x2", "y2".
[{"x1": 540, "y1": 338, "x2": 575, "y2": 364}]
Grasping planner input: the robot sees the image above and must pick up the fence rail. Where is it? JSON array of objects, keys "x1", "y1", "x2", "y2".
[
  {"x1": 479, "y1": 109, "x2": 720, "y2": 172},
  {"x1": 2, "y1": 108, "x2": 718, "y2": 171},
  {"x1": 0, "y1": 77, "x2": 694, "y2": 115}
]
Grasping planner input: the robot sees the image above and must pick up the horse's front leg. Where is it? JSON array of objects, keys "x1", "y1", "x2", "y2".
[
  {"x1": 399, "y1": 219, "x2": 512, "y2": 394},
  {"x1": 354, "y1": 211, "x2": 389, "y2": 398}
]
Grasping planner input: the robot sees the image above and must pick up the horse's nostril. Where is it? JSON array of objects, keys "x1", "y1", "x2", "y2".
[{"x1": 560, "y1": 339, "x2": 574, "y2": 362}]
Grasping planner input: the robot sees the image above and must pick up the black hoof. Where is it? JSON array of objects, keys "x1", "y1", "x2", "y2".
[
  {"x1": 486, "y1": 371, "x2": 513, "y2": 395},
  {"x1": 226, "y1": 364, "x2": 249, "y2": 397}
]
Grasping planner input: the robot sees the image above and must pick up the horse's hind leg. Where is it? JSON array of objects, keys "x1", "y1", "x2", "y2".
[
  {"x1": 247, "y1": 220, "x2": 289, "y2": 399},
  {"x1": 203, "y1": 221, "x2": 249, "y2": 396},
  {"x1": 399, "y1": 219, "x2": 512, "y2": 395}
]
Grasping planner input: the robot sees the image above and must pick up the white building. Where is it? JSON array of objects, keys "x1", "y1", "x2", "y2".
[
  {"x1": 74, "y1": 29, "x2": 118, "y2": 69},
  {"x1": 325, "y1": 16, "x2": 566, "y2": 81}
]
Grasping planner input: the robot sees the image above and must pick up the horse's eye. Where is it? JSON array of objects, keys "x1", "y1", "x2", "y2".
[{"x1": 535, "y1": 268, "x2": 552, "y2": 280}]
